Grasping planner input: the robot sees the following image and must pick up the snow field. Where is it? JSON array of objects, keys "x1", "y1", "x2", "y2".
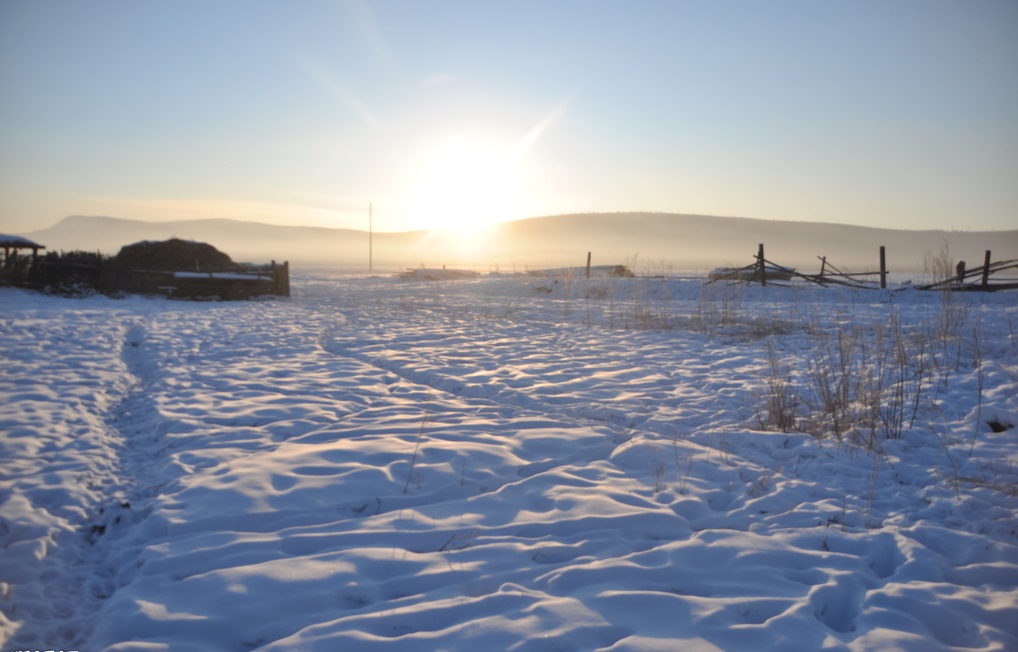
[{"x1": 1, "y1": 271, "x2": 1016, "y2": 651}]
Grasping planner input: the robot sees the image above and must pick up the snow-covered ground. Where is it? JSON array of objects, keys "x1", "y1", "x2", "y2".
[{"x1": 2, "y1": 269, "x2": 1016, "y2": 651}]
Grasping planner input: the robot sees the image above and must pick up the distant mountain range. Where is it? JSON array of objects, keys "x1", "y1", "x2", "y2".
[{"x1": 22, "y1": 213, "x2": 1018, "y2": 273}]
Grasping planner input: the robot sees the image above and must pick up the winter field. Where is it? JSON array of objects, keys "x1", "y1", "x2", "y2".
[{"x1": 2, "y1": 268, "x2": 1017, "y2": 651}]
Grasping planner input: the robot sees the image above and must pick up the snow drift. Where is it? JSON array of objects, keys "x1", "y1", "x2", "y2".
[{"x1": 1, "y1": 270, "x2": 1016, "y2": 651}]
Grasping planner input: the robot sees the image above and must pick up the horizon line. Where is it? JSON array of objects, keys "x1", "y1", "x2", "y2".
[{"x1": 19, "y1": 212, "x2": 1018, "y2": 236}]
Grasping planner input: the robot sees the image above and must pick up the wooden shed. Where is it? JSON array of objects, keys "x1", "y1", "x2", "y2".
[{"x1": 0, "y1": 234, "x2": 45, "y2": 285}]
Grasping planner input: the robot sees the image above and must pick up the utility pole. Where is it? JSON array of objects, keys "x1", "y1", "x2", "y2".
[{"x1": 369, "y1": 202, "x2": 373, "y2": 272}]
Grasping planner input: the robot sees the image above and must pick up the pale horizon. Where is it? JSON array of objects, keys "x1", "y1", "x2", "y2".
[{"x1": 2, "y1": 1, "x2": 1016, "y2": 235}]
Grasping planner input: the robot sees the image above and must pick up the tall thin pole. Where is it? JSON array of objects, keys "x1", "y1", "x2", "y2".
[
  {"x1": 879, "y1": 245, "x2": 887, "y2": 289},
  {"x1": 369, "y1": 202, "x2": 373, "y2": 272}
]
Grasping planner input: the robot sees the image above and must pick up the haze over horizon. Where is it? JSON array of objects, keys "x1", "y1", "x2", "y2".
[
  {"x1": 2, "y1": 1, "x2": 1016, "y2": 236},
  {"x1": 20, "y1": 212, "x2": 1016, "y2": 275}
]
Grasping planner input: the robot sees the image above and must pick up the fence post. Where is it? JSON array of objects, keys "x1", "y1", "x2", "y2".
[
  {"x1": 879, "y1": 246, "x2": 887, "y2": 289},
  {"x1": 982, "y1": 250, "x2": 991, "y2": 288},
  {"x1": 585, "y1": 252, "x2": 591, "y2": 279},
  {"x1": 757, "y1": 243, "x2": 766, "y2": 287},
  {"x1": 274, "y1": 261, "x2": 290, "y2": 297}
]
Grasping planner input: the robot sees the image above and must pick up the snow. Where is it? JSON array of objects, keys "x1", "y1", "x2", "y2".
[
  {"x1": 0, "y1": 234, "x2": 44, "y2": 248},
  {"x1": 171, "y1": 272, "x2": 272, "y2": 280},
  {"x1": 1, "y1": 270, "x2": 1016, "y2": 651}
]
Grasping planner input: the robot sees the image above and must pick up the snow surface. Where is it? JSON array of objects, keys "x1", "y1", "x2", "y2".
[{"x1": 1, "y1": 270, "x2": 1016, "y2": 651}]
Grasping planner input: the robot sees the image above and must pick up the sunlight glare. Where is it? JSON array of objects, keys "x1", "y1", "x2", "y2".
[{"x1": 405, "y1": 137, "x2": 523, "y2": 237}]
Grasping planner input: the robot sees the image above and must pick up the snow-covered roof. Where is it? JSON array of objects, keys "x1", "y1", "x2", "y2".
[{"x1": 0, "y1": 234, "x2": 45, "y2": 249}]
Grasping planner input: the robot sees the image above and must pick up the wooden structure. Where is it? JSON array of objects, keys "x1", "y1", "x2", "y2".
[
  {"x1": 712, "y1": 244, "x2": 1017, "y2": 292},
  {"x1": 918, "y1": 251, "x2": 1018, "y2": 292},
  {"x1": 5, "y1": 237, "x2": 289, "y2": 300},
  {"x1": 0, "y1": 235, "x2": 45, "y2": 286},
  {"x1": 708, "y1": 244, "x2": 795, "y2": 285},
  {"x1": 96, "y1": 262, "x2": 290, "y2": 299},
  {"x1": 810, "y1": 256, "x2": 884, "y2": 289},
  {"x1": 99, "y1": 240, "x2": 288, "y2": 298}
]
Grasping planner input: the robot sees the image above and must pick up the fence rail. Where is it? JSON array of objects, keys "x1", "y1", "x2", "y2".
[{"x1": 709, "y1": 245, "x2": 1018, "y2": 291}]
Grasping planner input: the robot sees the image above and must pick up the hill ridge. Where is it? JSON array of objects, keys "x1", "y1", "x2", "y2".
[{"x1": 22, "y1": 213, "x2": 1018, "y2": 271}]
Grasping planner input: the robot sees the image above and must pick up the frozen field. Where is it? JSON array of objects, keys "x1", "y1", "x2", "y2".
[{"x1": 2, "y1": 269, "x2": 1016, "y2": 651}]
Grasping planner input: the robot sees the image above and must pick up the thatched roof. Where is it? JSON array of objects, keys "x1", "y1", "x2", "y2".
[{"x1": 113, "y1": 238, "x2": 235, "y2": 272}]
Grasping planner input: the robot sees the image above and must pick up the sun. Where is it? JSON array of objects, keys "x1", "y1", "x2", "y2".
[{"x1": 405, "y1": 137, "x2": 523, "y2": 236}]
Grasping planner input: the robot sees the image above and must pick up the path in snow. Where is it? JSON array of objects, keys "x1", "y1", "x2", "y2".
[{"x1": 0, "y1": 310, "x2": 153, "y2": 645}]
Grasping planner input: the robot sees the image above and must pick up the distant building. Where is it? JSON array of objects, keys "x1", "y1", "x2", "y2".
[{"x1": 0, "y1": 234, "x2": 45, "y2": 285}]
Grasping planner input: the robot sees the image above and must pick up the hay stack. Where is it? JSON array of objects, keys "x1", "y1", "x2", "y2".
[{"x1": 114, "y1": 238, "x2": 235, "y2": 272}]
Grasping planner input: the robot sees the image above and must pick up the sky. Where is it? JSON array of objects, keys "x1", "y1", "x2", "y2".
[{"x1": 1, "y1": 0, "x2": 1016, "y2": 235}]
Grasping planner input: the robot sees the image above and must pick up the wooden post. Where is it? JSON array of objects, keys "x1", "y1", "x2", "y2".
[
  {"x1": 981, "y1": 250, "x2": 991, "y2": 288},
  {"x1": 818, "y1": 256, "x2": 826, "y2": 282},
  {"x1": 274, "y1": 261, "x2": 290, "y2": 297},
  {"x1": 879, "y1": 246, "x2": 887, "y2": 289},
  {"x1": 585, "y1": 251, "x2": 591, "y2": 279},
  {"x1": 757, "y1": 243, "x2": 766, "y2": 286}
]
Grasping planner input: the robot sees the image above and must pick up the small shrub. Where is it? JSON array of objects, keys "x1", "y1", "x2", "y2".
[
  {"x1": 757, "y1": 340, "x2": 800, "y2": 432},
  {"x1": 987, "y1": 416, "x2": 1014, "y2": 433}
]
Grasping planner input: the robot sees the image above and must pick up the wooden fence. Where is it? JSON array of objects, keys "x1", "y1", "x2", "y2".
[
  {"x1": 712, "y1": 244, "x2": 1018, "y2": 291},
  {"x1": 7, "y1": 254, "x2": 290, "y2": 300}
]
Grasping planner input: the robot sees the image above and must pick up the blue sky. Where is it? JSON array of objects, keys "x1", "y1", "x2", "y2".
[{"x1": 1, "y1": 0, "x2": 1016, "y2": 234}]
